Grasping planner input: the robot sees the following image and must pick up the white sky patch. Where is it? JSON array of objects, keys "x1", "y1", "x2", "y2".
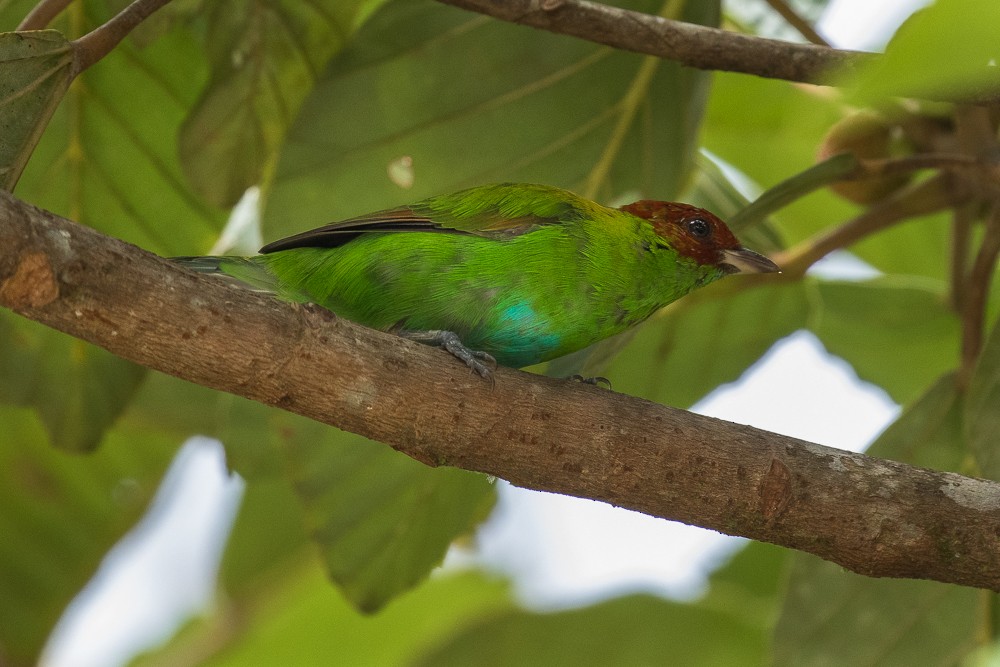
[{"x1": 41, "y1": 439, "x2": 244, "y2": 667}]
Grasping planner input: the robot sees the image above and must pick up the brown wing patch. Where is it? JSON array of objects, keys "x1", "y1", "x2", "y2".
[{"x1": 619, "y1": 200, "x2": 740, "y2": 267}]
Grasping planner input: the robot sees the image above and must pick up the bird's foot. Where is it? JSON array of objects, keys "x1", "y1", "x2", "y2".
[
  {"x1": 399, "y1": 330, "x2": 497, "y2": 384},
  {"x1": 568, "y1": 374, "x2": 612, "y2": 389}
]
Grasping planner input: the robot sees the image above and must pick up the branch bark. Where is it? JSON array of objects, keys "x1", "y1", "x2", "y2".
[
  {"x1": 3, "y1": 191, "x2": 1000, "y2": 592},
  {"x1": 437, "y1": 0, "x2": 872, "y2": 86}
]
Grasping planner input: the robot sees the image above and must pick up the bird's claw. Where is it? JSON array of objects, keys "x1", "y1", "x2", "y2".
[
  {"x1": 568, "y1": 374, "x2": 612, "y2": 389},
  {"x1": 441, "y1": 335, "x2": 496, "y2": 386},
  {"x1": 399, "y1": 329, "x2": 496, "y2": 386}
]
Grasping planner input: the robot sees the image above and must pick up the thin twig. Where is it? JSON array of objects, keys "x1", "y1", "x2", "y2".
[
  {"x1": 950, "y1": 203, "x2": 975, "y2": 313},
  {"x1": 71, "y1": 0, "x2": 173, "y2": 75},
  {"x1": 17, "y1": 0, "x2": 74, "y2": 30},
  {"x1": 774, "y1": 173, "x2": 966, "y2": 276},
  {"x1": 858, "y1": 153, "x2": 988, "y2": 178},
  {"x1": 959, "y1": 206, "x2": 1000, "y2": 390},
  {"x1": 765, "y1": 0, "x2": 830, "y2": 47}
]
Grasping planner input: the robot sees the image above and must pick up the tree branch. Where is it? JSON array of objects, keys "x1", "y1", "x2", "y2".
[
  {"x1": 3, "y1": 191, "x2": 1000, "y2": 592},
  {"x1": 436, "y1": 0, "x2": 872, "y2": 86}
]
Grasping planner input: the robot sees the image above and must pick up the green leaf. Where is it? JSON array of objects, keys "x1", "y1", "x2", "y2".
[
  {"x1": 599, "y1": 281, "x2": 809, "y2": 408},
  {"x1": 0, "y1": 405, "x2": 177, "y2": 664},
  {"x1": 163, "y1": 567, "x2": 512, "y2": 667},
  {"x1": 415, "y1": 593, "x2": 765, "y2": 667},
  {"x1": 808, "y1": 277, "x2": 959, "y2": 405},
  {"x1": 700, "y1": 541, "x2": 788, "y2": 626},
  {"x1": 775, "y1": 375, "x2": 982, "y2": 667},
  {"x1": 180, "y1": 0, "x2": 385, "y2": 207},
  {"x1": 264, "y1": 0, "x2": 719, "y2": 235},
  {"x1": 17, "y1": 1, "x2": 225, "y2": 255},
  {"x1": 277, "y1": 418, "x2": 496, "y2": 611},
  {"x1": 0, "y1": 313, "x2": 145, "y2": 452},
  {"x1": 0, "y1": 30, "x2": 73, "y2": 190},
  {"x1": 846, "y1": 0, "x2": 1000, "y2": 102},
  {"x1": 867, "y1": 372, "x2": 964, "y2": 470},
  {"x1": 964, "y1": 319, "x2": 1000, "y2": 480},
  {"x1": 775, "y1": 554, "x2": 982, "y2": 667},
  {"x1": 2, "y1": 3, "x2": 229, "y2": 450}
]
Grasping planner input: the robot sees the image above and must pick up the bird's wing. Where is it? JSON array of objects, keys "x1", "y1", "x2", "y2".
[{"x1": 259, "y1": 183, "x2": 590, "y2": 253}]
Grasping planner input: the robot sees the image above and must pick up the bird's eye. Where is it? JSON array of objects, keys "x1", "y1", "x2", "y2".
[{"x1": 687, "y1": 218, "x2": 711, "y2": 239}]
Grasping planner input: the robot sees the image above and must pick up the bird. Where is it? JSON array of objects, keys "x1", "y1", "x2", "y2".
[{"x1": 175, "y1": 183, "x2": 779, "y2": 380}]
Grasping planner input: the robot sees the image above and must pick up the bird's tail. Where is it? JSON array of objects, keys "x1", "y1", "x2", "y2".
[{"x1": 171, "y1": 255, "x2": 282, "y2": 294}]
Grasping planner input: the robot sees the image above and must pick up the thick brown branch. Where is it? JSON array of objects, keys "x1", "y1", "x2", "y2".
[
  {"x1": 437, "y1": 0, "x2": 872, "y2": 85},
  {"x1": 3, "y1": 192, "x2": 1000, "y2": 592}
]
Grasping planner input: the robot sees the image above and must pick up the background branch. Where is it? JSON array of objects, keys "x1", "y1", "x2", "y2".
[
  {"x1": 3, "y1": 192, "x2": 1000, "y2": 592},
  {"x1": 437, "y1": 0, "x2": 872, "y2": 86}
]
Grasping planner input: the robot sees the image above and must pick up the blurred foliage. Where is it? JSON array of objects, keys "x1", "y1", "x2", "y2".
[{"x1": 2, "y1": 0, "x2": 1000, "y2": 665}]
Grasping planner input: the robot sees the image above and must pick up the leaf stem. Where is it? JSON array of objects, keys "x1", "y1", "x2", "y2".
[
  {"x1": 773, "y1": 173, "x2": 966, "y2": 276},
  {"x1": 17, "y1": 0, "x2": 73, "y2": 30},
  {"x1": 71, "y1": 0, "x2": 174, "y2": 75},
  {"x1": 950, "y1": 203, "x2": 975, "y2": 313},
  {"x1": 958, "y1": 205, "x2": 1000, "y2": 390}
]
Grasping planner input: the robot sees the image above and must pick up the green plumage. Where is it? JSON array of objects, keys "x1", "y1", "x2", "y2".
[{"x1": 177, "y1": 183, "x2": 776, "y2": 371}]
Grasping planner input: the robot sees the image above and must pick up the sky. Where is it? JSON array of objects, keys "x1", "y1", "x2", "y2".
[{"x1": 39, "y1": 1, "x2": 927, "y2": 665}]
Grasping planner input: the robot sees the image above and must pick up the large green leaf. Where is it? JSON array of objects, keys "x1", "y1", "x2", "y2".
[
  {"x1": 415, "y1": 593, "x2": 765, "y2": 666},
  {"x1": 0, "y1": 315, "x2": 145, "y2": 451},
  {"x1": 18, "y1": 0, "x2": 224, "y2": 254},
  {"x1": 165, "y1": 567, "x2": 512, "y2": 667},
  {"x1": 180, "y1": 0, "x2": 386, "y2": 207},
  {"x1": 775, "y1": 375, "x2": 986, "y2": 666},
  {"x1": 0, "y1": 1, "x2": 228, "y2": 449},
  {"x1": 776, "y1": 555, "x2": 981, "y2": 667},
  {"x1": 808, "y1": 276, "x2": 959, "y2": 405},
  {"x1": 121, "y1": 371, "x2": 497, "y2": 612},
  {"x1": 276, "y1": 418, "x2": 496, "y2": 611},
  {"x1": 846, "y1": 0, "x2": 1000, "y2": 102},
  {"x1": 0, "y1": 405, "x2": 177, "y2": 664},
  {"x1": 264, "y1": 0, "x2": 720, "y2": 235},
  {"x1": 0, "y1": 30, "x2": 73, "y2": 190}
]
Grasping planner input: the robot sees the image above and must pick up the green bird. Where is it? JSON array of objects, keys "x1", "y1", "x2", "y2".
[{"x1": 175, "y1": 183, "x2": 779, "y2": 379}]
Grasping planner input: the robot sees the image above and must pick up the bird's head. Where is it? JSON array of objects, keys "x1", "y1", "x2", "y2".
[{"x1": 620, "y1": 200, "x2": 780, "y2": 275}]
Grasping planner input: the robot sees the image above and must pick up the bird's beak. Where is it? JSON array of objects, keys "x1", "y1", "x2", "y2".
[{"x1": 719, "y1": 247, "x2": 781, "y2": 275}]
